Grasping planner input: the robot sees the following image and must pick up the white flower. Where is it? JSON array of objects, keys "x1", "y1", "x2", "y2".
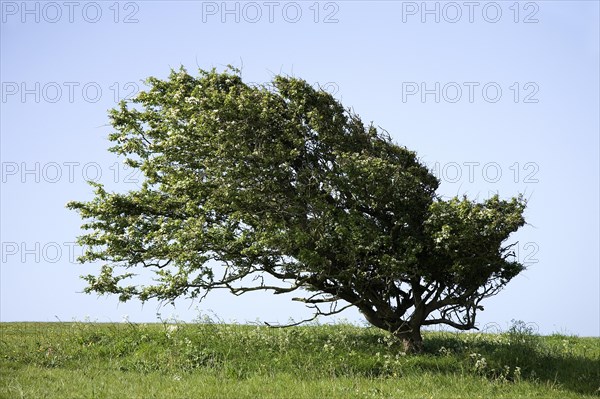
[
  {"x1": 166, "y1": 324, "x2": 179, "y2": 338},
  {"x1": 167, "y1": 325, "x2": 179, "y2": 333}
]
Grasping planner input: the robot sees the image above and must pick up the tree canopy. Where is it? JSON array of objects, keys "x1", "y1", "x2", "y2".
[{"x1": 68, "y1": 67, "x2": 527, "y2": 351}]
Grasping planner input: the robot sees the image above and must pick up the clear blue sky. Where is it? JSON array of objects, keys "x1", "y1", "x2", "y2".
[{"x1": 1, "y1": 1, "x2": 598, "y2": 336}]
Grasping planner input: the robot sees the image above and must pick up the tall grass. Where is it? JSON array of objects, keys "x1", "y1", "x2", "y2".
[{"x1": 1, "y1": 318, "x2": 598, "y2": 398}]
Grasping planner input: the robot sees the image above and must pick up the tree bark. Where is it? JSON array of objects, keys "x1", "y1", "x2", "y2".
[{"x1": 393, "y1": 325, "x2": 423, "y2": 353}]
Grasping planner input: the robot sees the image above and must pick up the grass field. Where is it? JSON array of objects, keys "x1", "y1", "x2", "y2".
[{"x1": 1, "y1": 319, "x2": 598, "y2": 398}]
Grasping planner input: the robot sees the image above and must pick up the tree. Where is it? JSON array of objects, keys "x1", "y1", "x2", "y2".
[{"x1": 67, "y1": 67, "x2": 527, "y2": 352}]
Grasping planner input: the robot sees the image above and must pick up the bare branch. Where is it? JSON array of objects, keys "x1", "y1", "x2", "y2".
[
  {"x1": 264, "y1": 302, "x2": 355, "y2": 329},
  {"x1": 422, "y1": 317, "x2": 478, "y2": 330}
]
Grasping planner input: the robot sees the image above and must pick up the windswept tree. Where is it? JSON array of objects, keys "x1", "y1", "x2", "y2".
[{"x1": 68, "y1": 67, "x2": 527, "y2": 351}]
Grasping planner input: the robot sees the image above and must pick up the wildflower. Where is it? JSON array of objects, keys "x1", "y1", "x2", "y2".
[{"x1": 165, "y1": 324, "x2": 179, "y2": 339}]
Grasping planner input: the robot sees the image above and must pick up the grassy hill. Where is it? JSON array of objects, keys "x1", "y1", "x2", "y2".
[{"x1": 1, "y1": 320, "x2": 598, "y2": 398}]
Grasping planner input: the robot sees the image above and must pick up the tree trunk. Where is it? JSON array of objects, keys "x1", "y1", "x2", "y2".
[
  {"x1": 358, "y1": 303, "x2": 425, "y2": 353},
  {"x1": 393, "y1": 325, "x2": 423, "y2": 353}
]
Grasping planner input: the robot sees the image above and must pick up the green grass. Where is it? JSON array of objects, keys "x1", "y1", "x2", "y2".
[{"x1": 1, "y1": 320, "x2": 598, "y2": 398}]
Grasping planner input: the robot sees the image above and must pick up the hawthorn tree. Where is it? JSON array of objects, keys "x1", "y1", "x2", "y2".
[{"x1": 68, "y1": 67, "x2": 527, "y2": 351}]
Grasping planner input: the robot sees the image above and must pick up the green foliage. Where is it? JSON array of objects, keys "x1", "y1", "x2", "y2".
[
  {"x1": 1, "y1": 322, "x2": 598, "y2": 398},
  {"x1": 67, "y1": 67, "x2": 528, "y2": 345}
]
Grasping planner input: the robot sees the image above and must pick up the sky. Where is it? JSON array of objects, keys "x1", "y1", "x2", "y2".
[{"x1": 1, "y1": 1, "x2": 598, "y2": 336}]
